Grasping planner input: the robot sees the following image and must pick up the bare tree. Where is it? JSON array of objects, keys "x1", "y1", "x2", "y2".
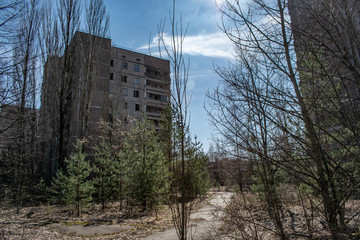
[
  {"x1": 208, "y1": 50, "x2": 289, "y2": 239},
  {"x1": 0, "y1": 0, "x2": 23, "y2": 74},
  {"x1": 0, "y1": 0, "x2": 41, "y2": 210},
  {"x1": 37, "y1": 0, "x2": 81, "y2": 179},
  {"x1": 56, "y1": 0, "x2": 81, "y2": 170},
  {"x1": 0, "y1": 0, "x2": 24, "y2": 120},
  {"x1": 78, "y1": 0, "x2": 110, "y2": 138},
  {"x1": 157, "y1": 0, "x2": 193, "y2": 239},
  {"x1": 38, "y1": 0, "x2": 61, "y2": 180},
  {"x1": 207, "y1": 0, "x2": 360, "y2": 239}
]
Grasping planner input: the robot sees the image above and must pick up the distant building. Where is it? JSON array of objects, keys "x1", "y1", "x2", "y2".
[{"x1": 40, "y1": 31, "x2": 170, "y2": 177}]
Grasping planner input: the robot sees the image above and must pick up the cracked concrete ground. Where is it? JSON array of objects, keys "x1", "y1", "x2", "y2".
[{"x1": 142, "y1": 191, "x2": 233, "y2": 240}]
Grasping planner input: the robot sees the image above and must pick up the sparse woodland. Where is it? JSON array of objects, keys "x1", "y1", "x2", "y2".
[
  {"x1": 207, "y1": 0, "x2": 360, "y2": 239},
  {"x1": 0, "y1": 1, "x2": 210, "y2": 239},
  {"x1": 1, "y1": 0, "x2": 360, "y2": 240}
]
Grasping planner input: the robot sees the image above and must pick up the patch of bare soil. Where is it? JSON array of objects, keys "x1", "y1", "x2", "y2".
[{"x1": 0, "y1": 195, "x2": 213, "y2": 239}]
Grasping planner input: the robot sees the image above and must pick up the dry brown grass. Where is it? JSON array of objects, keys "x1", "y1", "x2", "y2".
[
  {"x1": 0, "y1": 194, "x2": 213, "y2": 239},
  {"x1": 217, "y1": 187, "x2": 360, "y2": 240},
  {"x1": 0, "y1": 202, "x2": 172, "y2": 239}
]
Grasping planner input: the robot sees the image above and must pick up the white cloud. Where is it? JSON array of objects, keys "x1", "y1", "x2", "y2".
[
  {"x1": 215, "y1": 0, "x2": 224, "y2": 7},
  {"x1": 139, "y1": 31, "x2": 234, "y2": 59},
  {"x1": 188, "y1": 79, "x2": 196, "y2": 90}
]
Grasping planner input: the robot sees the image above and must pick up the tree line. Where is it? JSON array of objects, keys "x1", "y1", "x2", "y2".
[
  {"x1": 0, "y1": 0, "x2": 110, "y2": 211},
  {"x1": 50, "y1": 116, "x2": 209, "y2": 217}
]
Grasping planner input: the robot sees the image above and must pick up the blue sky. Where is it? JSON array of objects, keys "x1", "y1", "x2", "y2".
[{"x1": 103, "y1": 0, "x2": 236, "y2": 152}]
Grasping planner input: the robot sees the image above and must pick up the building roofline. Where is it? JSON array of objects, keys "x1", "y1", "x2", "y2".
[
  {"x1": 76, "y1": 30, "x2": 169, "y2": 62},
  {"x1": 77, "y1": 29, "x2": 112, "y2": 40},
  {"x1": 111, "y1": 43, "x2": 170, "y2": 62}
]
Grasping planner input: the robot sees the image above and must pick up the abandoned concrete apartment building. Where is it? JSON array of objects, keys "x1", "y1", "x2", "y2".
[
  {"x1": 40, "y1": 31, "x2": 170, "y2": 150},
  {"x1": 288, "y1": 0, "x2": 360, "y2": 158},
  {"x1": 288, "y1": 0, "x2": 360, "y2": 113}
]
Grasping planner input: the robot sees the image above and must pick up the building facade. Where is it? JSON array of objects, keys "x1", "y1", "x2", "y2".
[
  {"x1": 109, "y1": 44, "x2": 170, "y2": 126},
  {"x1": 288, "y1": 0, "x2": 360, "y2": 91},
  {"x1": 41, "y1": 31, "x2": 170, "y2": 137},
  {"x1": 40, "y1": 31, "x2": 170, "y2": 178},
  {"x1": 288, "y1": 0, "x2": 360, "y2": 157}
]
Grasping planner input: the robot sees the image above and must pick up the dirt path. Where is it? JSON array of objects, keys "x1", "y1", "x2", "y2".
[{"x1": 142, "y1": 191, "x2": 232, "y2": 240}]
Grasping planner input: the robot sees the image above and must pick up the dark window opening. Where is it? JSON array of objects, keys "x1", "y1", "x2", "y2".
[
  {"x1": 108, "y1": 113, "x2": 114, "y2": 123},
  {"x1": 135, "y1": 104, "x2": 140, "y2": 111},
  {"x1": 110, "y1": 59, "x2": 114, "y2": 66},
  {"x1": 146, "y1": 92, "x2": 168, "y2": 102},
  {"x1": 110, "y1": 73, "x2": 114, "y2": 80},
  {"x1": 133, "y1": 90, "x2": 139, "y2": 98},
  {"x1": 121, "y1": 75, "x2": 127, "y2": 82}
]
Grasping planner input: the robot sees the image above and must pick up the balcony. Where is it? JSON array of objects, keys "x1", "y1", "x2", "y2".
[
  {"x1": 145, "y1": 92, "x2": 169, "y2": 105},
  {"x1": 146, "y1": 80, "x2": 169, "y2": 92},
  {"x1": 146, "y1": 105, "x2": 163, "y2": 118}
]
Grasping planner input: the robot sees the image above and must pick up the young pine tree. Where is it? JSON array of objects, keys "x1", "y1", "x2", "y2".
[
  {"x1": 186, "y1": 137, "x2": 210, "y2": 199},
  {"x1": 123, "y1": 117, "x2": 170, "y2": 212},
  {"x1": 93, "y1": 141, "x2": 116, "y2": 211},
  {"x1": 51, "y1": 141, "x2": 94, "y2": 217}
]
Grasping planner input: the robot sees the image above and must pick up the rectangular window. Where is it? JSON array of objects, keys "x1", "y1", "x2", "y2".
[
  {"x1": 123, "y1": 102, "x2": 127, "y2": 109},
  {"x1": 110, "y1": 73, "x2": 114, "y2": 80},
  {"x1": 161, "y1": 95, "x2": 168, "y2": 102},
  {"x1": 121, "y1": 75, "x2": 127, "y2": 82},
  {"x1": 133, "y1": 90, "x2": 139, "y2": 98},
  {"x1": 122, "y1": 62, "x2": 128, "y2": 69},
  {"x1": 122, "y1": 88, "x2": 128, "y2": 96},
  {"x1": 134, "y1": 64, "x2": 140, "y2": 72},
  {"x1": 134, "y1": 77, "x2": 141, "y2": 84},
  {"x1": 109, "y1": 85, "x2": 114, "y2": 94},
  {"x1": 110, "y1": 59, "x2": 114, "y2": 66},
  {"x1": 135, "y1": 104, "x2": 140, "y2": 111}
]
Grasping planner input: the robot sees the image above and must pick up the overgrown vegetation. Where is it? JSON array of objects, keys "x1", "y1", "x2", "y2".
[
  {"x1": 47, "y1": 115, "x2": 209, "y2": 219},
  {"x1": 207, "y1": 0, "x2": 360, "y2": 239},
  {"x1": 0, "y1": 1, "x2": 210, "y2": 233},
  {"x1": 51, "y1": 141, "x2": 94, "y2": 217},
  {"x1": 3, "y1": 0, "x2": 360, "y2": 239}
]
